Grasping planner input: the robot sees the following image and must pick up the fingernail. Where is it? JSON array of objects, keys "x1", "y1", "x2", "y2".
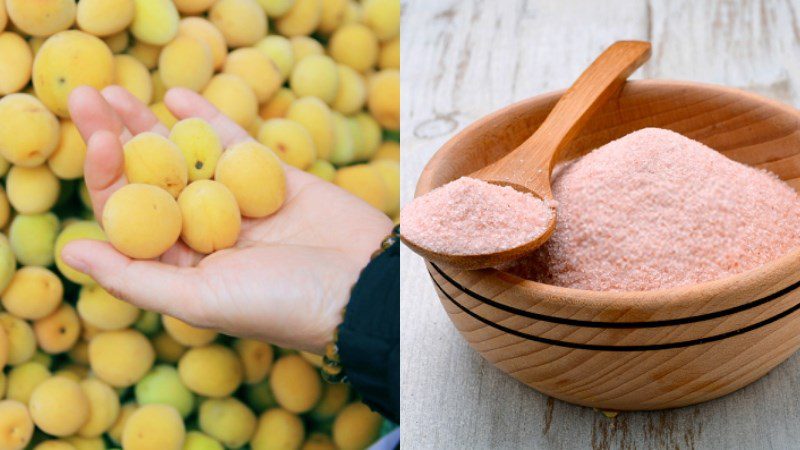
[{"x1": 62, "y1": 254, "x2": 89, "y2": 273}]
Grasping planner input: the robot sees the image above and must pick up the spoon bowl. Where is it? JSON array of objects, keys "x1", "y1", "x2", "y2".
[{"x1": 401, "y1": 41, "x2": 651, "y2": 270}]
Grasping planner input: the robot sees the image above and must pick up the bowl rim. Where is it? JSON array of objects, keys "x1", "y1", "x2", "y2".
[{"x1": 414, "y1": 79, "x2": 800, "y2": 313}]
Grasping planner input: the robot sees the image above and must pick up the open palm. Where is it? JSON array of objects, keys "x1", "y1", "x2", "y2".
[{"x1": 63, "y1": 86, "x2": 393, "y2": 353}]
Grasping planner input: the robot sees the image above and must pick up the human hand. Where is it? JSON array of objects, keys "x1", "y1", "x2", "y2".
[{"x1": 62, "y1": 85, "x2": 394, "y2": 354}]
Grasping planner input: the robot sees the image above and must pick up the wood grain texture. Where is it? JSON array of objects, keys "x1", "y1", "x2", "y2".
[{"x1": 401, "y1": 0, "x2": 800, "y2": 448}]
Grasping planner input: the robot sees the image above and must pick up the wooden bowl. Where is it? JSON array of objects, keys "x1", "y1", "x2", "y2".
[{"x1": 416, "y1": 80, "x2": 800, "y2": 411}]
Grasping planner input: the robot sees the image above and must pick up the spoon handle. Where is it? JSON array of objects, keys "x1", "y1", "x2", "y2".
[{"x1": 477, "y1": 40, "x2": 651, "y2": 198}]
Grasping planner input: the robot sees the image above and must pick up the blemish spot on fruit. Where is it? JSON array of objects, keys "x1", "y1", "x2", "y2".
[
  {"x1": 195, "y1": 161, "x2": 204, "y2": 170},
  {"x1": 58, "y1": 77, "x2": 65, "y2": 85}
]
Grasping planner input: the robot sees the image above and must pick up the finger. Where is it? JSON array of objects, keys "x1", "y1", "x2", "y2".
[
  {"x1": 68, "y1": 86, "x2": 132, "y2": 142},
  {"x1": 61, "y1": 240, "x2": 206, "y2": 321},
  {"x1": 84, "y1": 130, "x2": 127, "y2": 221},
  {"x1": 164, "y1": 88, "x2": 253, "y2": 147},
  {"x1": 102, "y1": 85, "x2": 171, "y2": 138}
]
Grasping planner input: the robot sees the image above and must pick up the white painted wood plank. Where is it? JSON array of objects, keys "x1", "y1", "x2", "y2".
[{"x1": 401, "y1": 0, "x2": 800, "y2": 448}]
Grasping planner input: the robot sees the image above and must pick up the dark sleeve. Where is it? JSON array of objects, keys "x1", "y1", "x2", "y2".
[{"x1": 338, "y1": 228, "x2": 400, "y2": 424}]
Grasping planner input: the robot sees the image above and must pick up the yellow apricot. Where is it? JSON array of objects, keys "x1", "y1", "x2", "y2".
[
  {"x1": 169, "y1": 118, "x2": 223, "y2": 181},
  {"x1": 329, "y1": 24, "x2": 378, "y2": 73},
  {"x1": 269, "y1": 355, "x2": 322, "y2": 413},
  {"x1": 0, "y1": 400, "x2": 33, "y2": 450},
  {"x1": 0, "y1": 94, "x2": 60, "y2": 166},
  {"x1": 306, "y1": 160, "x2": 335, "y2": 182},
  {"x1": 159, "y1": 35, "x2": 213, "y2": 92},
  {"x1": 174, "y1": 0, "x2": 216, "y2": 15},
  {"x1": 332, "y1": 64, "x2": 366, "y2": 114},
  {"x1": 368, "y1": 69, "x2": 400, "y2": 130},
  {"x1": 135, "y1": 365, "x2": 195, "y2": 419},
  {"x1": 33, "y1": 30, "x2": 114, "y2": 118},
  {"x1": 258, "y1": 119, "x2": 316, "y2": 169},
  {"x1": 215, "y1": 141, "x2": 286, "y2": 218},
  {"x1": 9, "y1": 213, "x2": 59, "y2": 266},
  {"x1": 6, "y1": 165, "x2": 60, "y2": 214},
  {"x1": 55, "y1": 221, "x2": 106, "y2": 285},
  {"x1": 113, "y1": 54, "x2": 152, "y2": 104},
  {"x1": 103, "y1": 30, "x2": 130, "y2": 53},
  {"x1": 151, "y1": 70, "x2": 166, "y2": 102},
  {"x1": 127, "y1": 41, "x2": 161, "y2": 69},
  {"x1": 123, "y1": 132, "x2": 188, "y2": 197},
  {"x1": 199, "y1": 398, "x2": 257, "y2": 448},
  {"x1": 0, "y1": 32, "x2": 31, "y2": 95},
  {"x1": 178, "y1": 17, "x2": 227, "y2": 70},
  {"x1": 33, "y1": 304, "x2": 79, "y2": 354},
  {"x1": 372, "y1": 140, "x2": 399, "y2": 162},
  {"x1": 89, "y1": 329, "x2": 155, "y2": 387},
  {"x1": 107, "y1": 403, "x2": 137, "y2": 445},
  {"x1": 289, "y1": 36, "x2": 323, "y2": 62},
  {"x1": 202, "y1": 74, "x2": 258, "y2": 129},
  {"x1": 178, "y1": 180, "x2": 241, "y2": 254},
  {"x1": 379, "y1": 36, "x2": 399, "y2": 69},
  {"x1": 363, "y1": 0, "x2": 400, "y2": 42},
  {"x1": 76, "y1": 0, "x2": 134, "y2": 37},
  {"x1": 259, "y1": 88, "x2": 296, "y2": 120},
  {"x1": 234, "y1": 339, "x2": 274, "y2": 384},
  {"x1": 122, "y1": 404, "x2": 185, "y2": 450},
  {"x1": 29, "y1": 376, "x2": 89, "y2": 437},
  {"x1": 290, "y1": 54, "x2": 339, "y2": 104},
  {"x1": 258, "y1": 0, "x2": 295, "y2": 17},
  {"x1": 0, "y1": 326, "x2": 6, "y2": 366},
  {"x1": 318, "y1": 0, "x2": 347, "y2": 34},
  {"x1": 178, "y1": 345, "x2": 243, "y2": 398},
  {"x1": 251, "y1": 408, "x2": 304, "y2": 450},
  {"x1": 372, "y1": 160, "x2": 400, "y2": 215},
  {"x1": 77, "y1": 285, "x2": 140, "y2": 331},
  {"x1": 332, "y1": 402, "x2": 382, "y2": 450},
  {"x1": 2, "y1": 267, "x2": 62, "y2": 320},
  {"x1": 6, "y1": 0, "x2": 75, "y2": 37},
  {"x1": 334, "y1": 164, "x2": 390, "y2": 211},
  {"x1": 77, "y1": 378, "x2": 120, "y2": 438},
  {"x1": 102, "y1": 184, "x2": 182, "y2": 259},
  {"x1": 163, "y1": 315, "x2": 217, "y2": 347},
  {"x1": 224, "y1": 47, "x2": 282, "y2": 103},
  {"x1": 152, "y1": 332, "x2": 187, "y2": 363},
  {"x1": 255, "y1": 36, "x2": 294, "y2": 80},
  {"x1": 0, "y1": 313, "x2": 34, "y2": 365},
  {"x1": 275, "y1": 0, "x2": 322, "y2": 37},
  {"x1": 311, "y1": 383, "x2": 350, "y2": 420},
  {"x1": 48, "y1": 120, "x2": 87, "y2": 179},
  {"x1": 329, "y1": 111, "x2": 355, "y2": 165},
  {"x1": 352, "y1": 113, "x2": 382, "y2": 160},
  {"x1": 133, "y1": 310, "x2": 161, "y2": 336},
  {"x1": 150, "y1": 101, "x2": 178, "y2": 128},
  {"x1": 285, "y1": 97, "x2": 334, "y2": 160},
  {"x1": 6, "y1": 362, "x2": 50, "y2": 403},
  {"x1": 130, "y1": 0, "x2": 178, "y2": 45},
  {"x1": 209, "y1": 0, "x2": 267, "y2": 48}
]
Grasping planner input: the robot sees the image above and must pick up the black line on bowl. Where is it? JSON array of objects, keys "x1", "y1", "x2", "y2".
[
  {"x1": 430, "y1": 263, "x2": 800, "y2": 328},
  {"x1": 431, "y1": 275, "x2": 800, "y2": 351}
]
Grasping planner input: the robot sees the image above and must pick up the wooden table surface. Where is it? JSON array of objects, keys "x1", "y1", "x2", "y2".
[{"x1": 399, "y1": 1, "x2": 800, "y2": 448}]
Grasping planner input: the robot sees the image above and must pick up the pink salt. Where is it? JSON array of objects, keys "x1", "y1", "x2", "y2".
[
  {"x1": 504, "y1": 127, "x2": 800, "y2": 292},
  {"x1": 400, "y1": 177, "x2": 553, "y2": 254}
]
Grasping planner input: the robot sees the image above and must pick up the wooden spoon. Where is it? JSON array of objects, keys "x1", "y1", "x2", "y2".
[{"x1": 403, "y1": 40, "x2": 652, "y2": 270}]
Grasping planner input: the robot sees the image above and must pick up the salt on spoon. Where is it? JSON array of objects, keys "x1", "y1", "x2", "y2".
[{"x1": 400, "y1": 40, "x2": 652, "y2": 270}]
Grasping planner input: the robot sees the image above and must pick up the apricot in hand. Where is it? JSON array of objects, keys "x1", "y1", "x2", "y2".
[
  {"x1": 215, "y1": 141, "x2": 286, "y2": 218},
  {"x1": 102, "y1": 184, "x2": 182, "y2": 259},
  {"x1": 169, "y1": 118, "x2": 223, "y2": 181}
]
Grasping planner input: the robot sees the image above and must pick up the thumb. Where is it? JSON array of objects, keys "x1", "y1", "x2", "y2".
[{"x1": 61, "y1": 240, "x2": 206, "y2": 321}]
